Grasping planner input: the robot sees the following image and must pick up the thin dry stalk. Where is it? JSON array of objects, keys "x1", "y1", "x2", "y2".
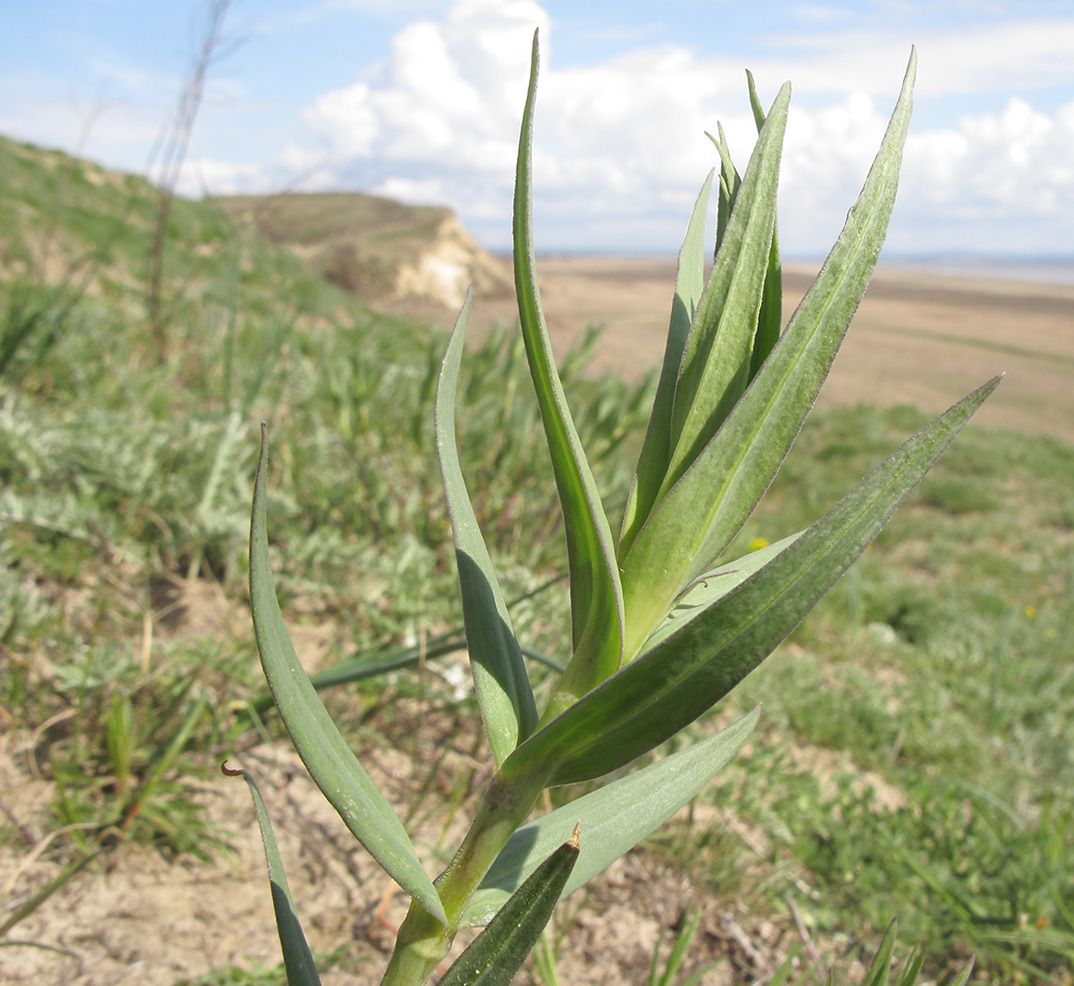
[{"x1": 145, "y1": 0, "x2": 239, "y2": 359}]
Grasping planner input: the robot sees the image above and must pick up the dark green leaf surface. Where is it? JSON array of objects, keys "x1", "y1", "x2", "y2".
[
  {"x1": 503, "y1": 374, "x2": 998, "y2": 785},
  {"x1": 227, "y1": 765, "x2": 322, "y2": 986},
  {"x1": 249, "y1": 429, "x2": 445, "y2": 924},
  {"x1": 438, "y1": 830, "x2": 580, "y2": 986},
  {"x1": 436, "y1": 292, "x2": 538, "y2": 765},
  {"x1": 461, "y1": 708, "x2": 758, "y2": 926}
]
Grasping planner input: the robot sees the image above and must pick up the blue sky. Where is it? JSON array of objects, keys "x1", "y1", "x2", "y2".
[{"x1": 3, "y1": 1, "x2": 1074, "y2": 256}]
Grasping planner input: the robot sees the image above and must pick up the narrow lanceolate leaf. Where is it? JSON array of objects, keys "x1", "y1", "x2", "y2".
[
  {"x1": 712, "y1": 123, "x2": 738, "y2": 251},
  {"x1": 618, "y1": 50, "x2": 918, "y2": 658},
  {"x1": 503, "y1": 375, "x2": 999, "y2": 785},
  {"x1": 708, "y1": 96, "x2": 781, "y2": 385},
  {"x1": 249, "y1": 428, "x2": 446, "y2": 924},
  {"x1": 745, "y1": 71, "x2": 783, "y2": 380},
  {"x1": 620, "y1": 171, "x2": 713, "y2": 553},
  {"x1": 752, "y1": 225, "x2": 783, "y2": 380},
  {"x1": 437, "y1": 829, "x2": 580, "y2": 986},
  {"x1": 514, "y1": 31, "x2": 624, "y2": 713},
  {"x1": 436, "y1": 292, "x2": 538, "y2": 765},
  {"x1": 460, "y1": 708, "x2": 758, "y2": 927},
  {"x1": 619, "y1": 83, "x2": 789, "y2": 658},
  {"x1": 664, "y1": 83, "x2": 789, "y2": 496},
  {"x1": 861, "y1": 920, "x2": 899, "y2": 986},
  {"x1": 896, "y1": 945, "x2": 926, "y2": 986},
  {"x1": 947, "y1": 960, "x2": 976, "y2": 986},
  {"x1": 224, "y1": 765, "x2": 322, "y2": 986},
  {"x1": 641, "y1": 532, "x2": 804, "y2": 654}
]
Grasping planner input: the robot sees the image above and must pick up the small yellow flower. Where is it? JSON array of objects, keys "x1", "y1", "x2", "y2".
[
  {"x1": 1024, "y1": 604, "x2": 1037, "y2": 619},
  {"x1": 747, "y1": 537, "x2": 769, "y2": 552}
]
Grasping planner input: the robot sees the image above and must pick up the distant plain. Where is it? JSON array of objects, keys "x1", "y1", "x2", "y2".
[{"x1": 389, "y1": 255, "x2": 1074, "y2": 444}]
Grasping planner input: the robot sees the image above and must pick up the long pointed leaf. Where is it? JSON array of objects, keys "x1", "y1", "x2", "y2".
[
  {"x1": 665, "y1": 83, "x2": 789, "y2": 493},
  {"x1": 713, "y1": 123, "x2": 738, "y2": 252},
  {"x1": 861, "y1": 920, "x2": 898, "y2": 986},
  {"x1": 461, "y1": 708, "x2": 758, "y2": 926},
  {"x1": 249, "y1": 428, "x2": 445, "y2": 924},
  {"x1": 618, "y1": 51, "x2": 918, "y2": 657},
  {"x1": 948, "y1": 959, "x2": 976, "y2": 986},
  {"x1": 621, "y1": 171, "x2": 713, "y2": 554},
  {"x1": 503, "y1": 375, "x2": 998, "y2": 785},
  {"x1": 436, "y1": 292, "x2": 538, "y2": 765},
  {"x1": 708, "y1": 109, "x2": 783, "y2": 386},
  {"x1": 225, "y1": 764, "x2": 322, "y2": 986},
  {"x1": 439, "y1": 830, "x2": 580, "y2": 986},
  {"x1": 642, "y1": 532, "x2": 804, "y2": 654},
  {"x1": 619, "y1": 84, "x2": 790, "y2": 658},
  {"x1": 896, "y1": 945, "x2": 925, "y2": 986},
  {"x1": 513, "y1": 33, "x2": 624, "y2": 717},
  {"x1": 745, "y1": 71, "x2": 783, "y2": 379}
]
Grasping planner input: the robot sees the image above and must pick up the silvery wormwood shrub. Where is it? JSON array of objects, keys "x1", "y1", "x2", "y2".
[{"x1": 236, "y1": 31, "x2": 995, "y2": 986}]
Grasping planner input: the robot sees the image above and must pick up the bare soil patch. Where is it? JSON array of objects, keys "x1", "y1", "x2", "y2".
[{"x1": 2, "y1": 716, "x2": 816, "y2": 986}]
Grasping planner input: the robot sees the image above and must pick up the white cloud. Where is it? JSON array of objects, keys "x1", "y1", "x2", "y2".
[
  {"x1": 892, "y1": 96, "x2": 1074, "y2": 252},
  {"x1": 760, "y1": 18, "x2": 1074, "y2": 97},
  {"x1": 277, "y1": 1, "x2": 1074, "y2": 253},
  {"x1": 4, "y1": 0, "x2": 1072, "y2": 256},
  {"x1": 303, "y1": 0, "x2": 546, "y2": 166}
]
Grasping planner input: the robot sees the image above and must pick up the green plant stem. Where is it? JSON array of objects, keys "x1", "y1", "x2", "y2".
[{"x1": 379, "y1": 770, "x2": 550, "y2": 986}]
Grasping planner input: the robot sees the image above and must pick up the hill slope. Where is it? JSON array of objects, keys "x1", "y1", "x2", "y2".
[
  {"x1": 0, "y1": 133, "x2": 510, "y2": 320},
  {"x1": 215, "y1": 190, "x2": 512, "y2": 308}
]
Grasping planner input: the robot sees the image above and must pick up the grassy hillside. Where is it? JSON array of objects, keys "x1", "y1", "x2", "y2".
[{"x1": 1, "y1": 134, "x2": 1072, "y2": 985}]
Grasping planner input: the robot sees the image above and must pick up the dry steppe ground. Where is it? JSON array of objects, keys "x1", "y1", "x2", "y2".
[
  {"x1": 4, "y1": 252, "x2": 1070, "y2": 986},
  {"x1": 387, "y1": 255, "x2": 1074, "y2": 444}
]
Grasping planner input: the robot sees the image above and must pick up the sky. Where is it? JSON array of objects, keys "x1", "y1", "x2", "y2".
[{"x1": 2, "y1": 0, "x2": 1074, "y2": 258}]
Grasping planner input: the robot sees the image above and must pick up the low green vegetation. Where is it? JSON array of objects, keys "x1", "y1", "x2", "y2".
[
  {"x1": 1, "y1": 48, "x2": 1072, "y2": 984},
  {"x1": 707, "y1": 404, "x2": 1074, "y2": 979}
]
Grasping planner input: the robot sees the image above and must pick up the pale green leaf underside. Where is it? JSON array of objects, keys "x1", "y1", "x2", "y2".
[
  {"x1": 436, "y1": 292, "x2": 538, "y2": 766},
  {"x1": 249, "y1": 429, "x2": 445, "y2": 924},
  {"x1": 641, "y1": 532, "x2": 804, "y2": 654},
  {"x1": 462, "y1": 708, "x2": 758, "y2": 926},
  {"x1": 231, "y1": 767, "x2": 322, "y2": 986}
]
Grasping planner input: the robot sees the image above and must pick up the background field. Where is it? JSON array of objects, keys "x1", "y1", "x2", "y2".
[
  {"x1": 390, "y1": 255, "x2": 1074, "y2": 443},
  {"x1": 1, "y1": 133, "x2": 1072, "y2": 985}
]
